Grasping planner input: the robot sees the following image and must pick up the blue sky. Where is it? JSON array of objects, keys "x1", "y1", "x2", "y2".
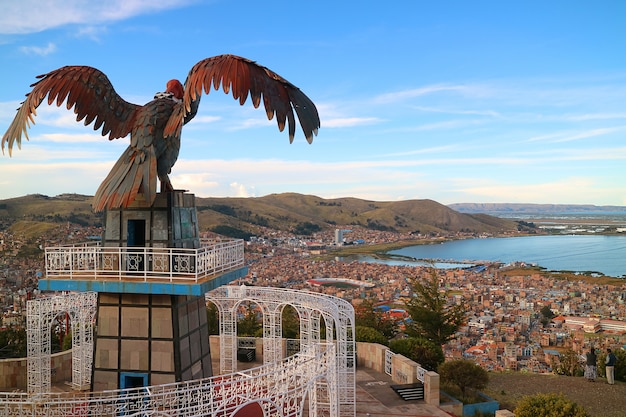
[{"x1": 1, "y1": 1, "x2": 625, "y2": 206}]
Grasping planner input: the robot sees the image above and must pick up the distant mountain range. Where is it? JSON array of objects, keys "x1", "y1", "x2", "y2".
[
  {"x1": 0, "y1": 193, "x2": 526, "y2": 238},
  {"x1": 448, "y1": 203, "x2": 626, "y2": 215}
]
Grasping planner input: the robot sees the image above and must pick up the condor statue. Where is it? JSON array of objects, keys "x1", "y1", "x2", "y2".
[{"x1": 2, "y1": 55, "x2": 319, "y2": 212}]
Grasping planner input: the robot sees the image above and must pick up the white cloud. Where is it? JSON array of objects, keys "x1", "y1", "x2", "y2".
[
  {"x1": 41, "y1": 133, "x2": 106, "y2": 144},
  {"x1": 189, "y1": 115, "x2": 221, "y2": 124},
  {"x1": 0, "y1": 0, "x2": 198, "y2": 34},
  {"x1": 18, "y1": 42, "x2": 57, "y2": 56},
  {"x1": 452, "y1": 177, "x2": 616, "y2": 205},
  {"x1": 374, "y1": 84, "x2": 490, "y2": 104},
  {"x1": 322, "y1": 117, "x2": 382, "y2": 128},
  {"x1": 229, "y1": 182, "x2": 255, "y2": 198},
  {"x1": 74, "y1": 26, "x2": 109, "y2": 42},
  {"x1": 525, "y1": 127, "x2": 625, "y2": 144},
  {"x1": 414, "y1": 106, "x2": 501, "y2": 118},
  {"x1": 1, "y1": 153, "x2": 625, "y2": 205},
  {"x1": 227, "y1": 118, "x2": 274, "y2": 131}
]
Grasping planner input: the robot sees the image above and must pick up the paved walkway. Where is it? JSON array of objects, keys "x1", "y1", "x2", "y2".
[{"x1": 355, "y1": 367, "x2": 453, "y2": 417}]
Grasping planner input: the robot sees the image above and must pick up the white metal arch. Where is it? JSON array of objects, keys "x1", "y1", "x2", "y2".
[
  {"x1": 20, "y1": 286, "x2": 354, "y2": 417},
  {"x1": 26, "y1": 291, "x2": 97, "y2": 394},
  {"x1": 207, "y1": 285, "x2": 355, "y2": 417},
  {"x1": 4, "y1": 341, "x2": 337, "y2": 417}
]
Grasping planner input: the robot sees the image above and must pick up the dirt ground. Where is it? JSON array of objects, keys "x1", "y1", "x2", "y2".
[{"x1": 483, "y1": 372, "x2": 625, "y2": 417}]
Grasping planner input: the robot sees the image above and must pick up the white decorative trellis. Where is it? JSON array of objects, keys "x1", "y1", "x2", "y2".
[
  {"x1": 26, "y1": 291, "x2": 97, "y2": 394},
  {"x1": 207, "y1": 285, "x2": 356, "y2": 417},
  {"x1": 20, "y1": 286, "x2": 355, "y2": 417},
  {"x1": 2, "y1": 342, "x2": 336, "y2": 417}
]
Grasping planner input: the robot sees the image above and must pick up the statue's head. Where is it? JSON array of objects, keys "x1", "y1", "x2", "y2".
[{"x1": 166, "y1": 79, "x2": 184, "y2": 100}]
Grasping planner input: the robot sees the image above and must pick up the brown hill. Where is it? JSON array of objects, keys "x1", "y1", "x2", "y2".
[
  {"x1": 196, "y1": 193, "x2": 519, "y2": 235},
  {"x1": 0, "y1": 192, "x2": 520, "y2": 237}
]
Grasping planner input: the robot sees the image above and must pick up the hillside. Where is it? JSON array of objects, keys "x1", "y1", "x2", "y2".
[
  {"x1": 193, "y1": 193, "x2": 520, "y2": 236},
  {"x1": 0, "y1": 193, "x2": 522, "y2": 238},
  {"x1": 484, "y1": 372, "x2": 625, "y2": 417},
  {"x1": 0, "y1": 194, "x2": 101, "y2": 230}
]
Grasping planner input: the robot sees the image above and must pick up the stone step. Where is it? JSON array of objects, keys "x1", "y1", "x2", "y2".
[{"x1": 390, "y1": 382, "x2": 424, "y2": 401}]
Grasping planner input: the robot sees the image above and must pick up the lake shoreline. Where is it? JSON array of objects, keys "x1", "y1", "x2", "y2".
[{"x1": 324, "y1": 234, "x2": 626, "y2": 281}]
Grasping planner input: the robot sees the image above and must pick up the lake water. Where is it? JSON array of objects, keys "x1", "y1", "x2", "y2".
[{"x1": 347, "y1": 235, "x2": 626, "y2": 278}]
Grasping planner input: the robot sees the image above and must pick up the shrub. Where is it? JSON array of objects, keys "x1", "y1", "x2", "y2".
[
  {"x1": 553, "y1": 348, "x2": 583, "y2": 377},
  {"x1": 515, "y1": 392, "x2": 590, "y2": 417},
  {"x1": 355, "y1": 326, "x2": 388, "y2": 345},
  {"x1": 388, "y1": 337, "x2": 444, "y2": 371},
  {"x1": 438, "y1": 359, "x2": 488, "y2": 399}
]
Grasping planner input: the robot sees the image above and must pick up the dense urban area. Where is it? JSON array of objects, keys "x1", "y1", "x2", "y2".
[{"x1": 2, "y1": 221, "x2": 625, "y2": 380}]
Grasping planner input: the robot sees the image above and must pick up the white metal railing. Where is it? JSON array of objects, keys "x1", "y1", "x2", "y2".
[
  {"x1": 44, "y1": 238, "x2": 244, "y2": 283},
  {"x1": 417, "y1": 365, "x2": 426, "y2": 383},
  {"x1": 385, "y1": 349, "x2": 395, "y2": 376},
  {"x1": 0, "y1": 344, "x2": 336, "y2": 417}
]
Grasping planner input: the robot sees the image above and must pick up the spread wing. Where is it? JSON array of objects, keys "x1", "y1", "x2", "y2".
[
  {"x1": 179, "y1": 54, "x2": 320, "y2": 144},
  {"x1": 2, "y1": 66, "x2": 140, "y2": 155}
]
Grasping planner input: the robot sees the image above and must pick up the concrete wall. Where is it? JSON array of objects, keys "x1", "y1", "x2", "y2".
[
  {"x1": 356, "y1": 342, "x2": 440, "y2": 406},
  {"x1": 0, "y1": 356, "x2": 26, "y2": 390},
  {"x1": 0, "y1": 350, "x2": 72, "y2": 391},
  {"x1": 495, "y1": 410, "x2": 515, "y2": 417},
  {"x1": 355, "y1": 341, "x2": 386, "y2": 373}
]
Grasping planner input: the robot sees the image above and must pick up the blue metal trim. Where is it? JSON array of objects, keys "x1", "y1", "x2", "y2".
[
  {"x1": 38, "y1": 267, "x2": 248, "y2": 295},
  {"x1": 120, "y1": 372, "x2": 148, "y2": 389}
]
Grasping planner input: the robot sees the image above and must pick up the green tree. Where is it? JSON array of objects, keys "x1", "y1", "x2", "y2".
[
  {"x1": 515, "y1": 393, "x2": 590, "y2": 417},
  {"x1": 0, "y1": 327, "x2": 27, "y2": 358},
  {"x1": 438, "y1": 359, "x2": 488, "y2": 399},
  {"x1": 62, "y1": 332, "x2": 72, "y2": 351},
  {"x1": 354, "y1": 299, "x2": 397, "y2": 339},
  {"x1": 355, "y1": 326, "x2": 388, "y2": 345},
  {"x1": 553, "y1": 348, "x2": 583, "y2": 377},
  {"x1": 388, "y1": 337, "x2": 444, "y2": 371},
  {"x1": 540, "y1": 305, "x2": 555, "y2": 327},
  {"x1": 404, "y1": 269, "x2": 465, "y2": 346},
  {"x1": 281, "y1": 305, "x2": 300, "y2": 339},
  {"x1": 206, "y1": 302, "x2": 219, "y2": 335},
  {"x1": 237, "y1": 304, "x2": 261, "y2": 336}
]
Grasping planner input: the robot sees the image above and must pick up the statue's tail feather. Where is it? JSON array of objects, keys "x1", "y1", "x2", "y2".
[{"x1": 93, "y1": 146, "x2": 157, "y2": 212}]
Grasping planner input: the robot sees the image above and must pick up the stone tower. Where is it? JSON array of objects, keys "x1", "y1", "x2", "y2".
[{"x1": 39, "y1": 191, "x2": 247, "y2": 390}]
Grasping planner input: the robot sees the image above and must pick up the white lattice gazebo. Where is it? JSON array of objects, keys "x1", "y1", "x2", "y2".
[{"x1": 16, "y1": 285, "x2": 355, "y2": 417}]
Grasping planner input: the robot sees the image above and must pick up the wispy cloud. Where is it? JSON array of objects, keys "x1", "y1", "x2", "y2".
[
  {"x1": 414, "y1": 106, "x2": 501, "y2": 118},
  {"x1": 74, "y1": 26, "x2": 108, "y2": 42},
  {"x1": 561, "y1": 113, "x2": 626, "y2": 122},
  {"x1": 323, "y1": 117, "x2": 382, "y2": 128},
  {"x1": 0, "y1": 0, "x2": 198, "y2": 34},
  {"x1": 40, "y1": 133, "x2": 105, "y2": 144},
  {"x1": 525, "y1": 127, "x2": 625, "y2": 143},
  {"x1": 18, "y1": 42, "x2": 57, "y2": 56},
  {"x1": 451, "y1": 177, "x2": 615, "y2": 204},
  {"x1": 188, "y1": 115, "x2": 221, "y2": 124},
  {"x1": 374, "y1": 84, "x2": 491, "y2": 104}
]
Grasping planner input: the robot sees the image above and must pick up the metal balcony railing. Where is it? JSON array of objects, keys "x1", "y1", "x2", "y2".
[{"x1": 44, "y1": 238, "x2": 244, "y2": 283}]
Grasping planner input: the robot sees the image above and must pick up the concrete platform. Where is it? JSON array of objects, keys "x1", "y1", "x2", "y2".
[{"x1": 355, "y1": 367, "x2": 453, "y2": 417}]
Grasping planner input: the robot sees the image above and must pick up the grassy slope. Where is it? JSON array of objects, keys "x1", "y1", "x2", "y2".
[{"x1": 484, "y1": 372, "x2": 624, "y2": 417}]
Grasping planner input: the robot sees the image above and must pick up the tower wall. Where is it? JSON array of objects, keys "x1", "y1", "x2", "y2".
[
  {"x1": 92, "y1": 292, "x2": 211, "y2": 391},
  {"x1": 93, "y1": 191, "x2": 212, "y2": 390},
  {"x1": 102, "y1": 191, "x2": 200, "y2": 249}
]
